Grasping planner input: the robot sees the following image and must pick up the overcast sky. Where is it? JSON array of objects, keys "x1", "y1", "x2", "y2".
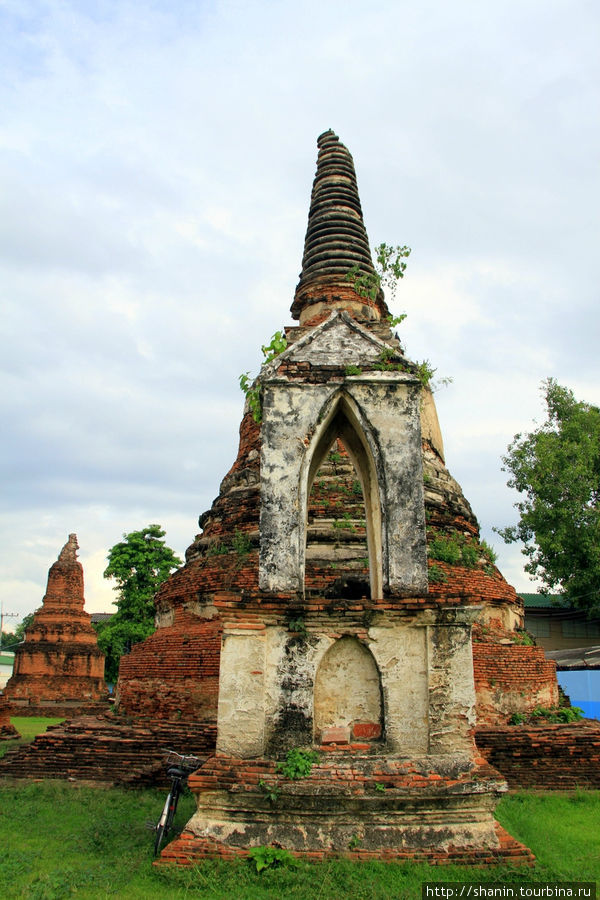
[{"x1": 1, "y1": 0, "x2": 598, "y2": 625}]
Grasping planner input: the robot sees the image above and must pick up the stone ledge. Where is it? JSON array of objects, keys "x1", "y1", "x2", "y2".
[{"x1": 156, "y1": 822, "x2": 534, "y2": 867}]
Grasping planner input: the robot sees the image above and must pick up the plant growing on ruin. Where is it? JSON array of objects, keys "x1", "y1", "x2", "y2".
[
  {"x1": 276, "y1": 748, "x2": 319, "y2": 780},
  {"x1": 248, "y1": 845, "x2": 296, "y2": 873},
  {"x1": 375, "y1": 782, "x2": 386, "y2": 793},
  {"x1": 428, "y1": 564, "x2": 448, "y2": 585},
  {"x1": 239, "y1": 372, "x2": 262, "y2": 423},
  {"x1": 231, "y1": 529, "x2": 252, "y2": 557},
  {"x1": 287, "y1": 617, "x2": 307, "y2": 635},
  {"x1": 373, "y1": 348, "x2": 398, "y2": 371},
  {"x1": 531, "y1": 705, "x2": 584, "y2": 723},
  {"x1": 480, "y1": 540, "x2": 498, "y2": 566},
  {"x1": 345, "y1": 364, "x2": 362, "y2": 376},
  {"x1": 333, "y1": 512, "x2": 355, "y2": 532},
  {"x1": 345, "y1": 242, "x2": 411, "y2": 304},
  {"x1": 427, "y1": 532, "x2": 479, "y2": 568},
  {"x1": 511, "y1": 629, "x2": 535, "y2": 646},
  {"x1": 508, "y1": 712, "x2": 526, "y2": 725},
  {"x1": 509, "y1": 706, "x2": 583, "y2": 725},
  {"x1": 427, "y1": 532, "x2": 498, "y2": 572},
  {"x1": 239, "y1": 330, "x2": 288, "y2": 424},
  {"x1": 206, "y1": 540, "x2": 228, "y2": 557},
  {"x1": 258, "y1": 779, "x2": 280, "y2": 804},
  {"x1": 261, "y1": 330, "x2": 287, "y2": 363},
  {"x1": 413, "y1": 359, "x2": 436, "y2": 388}
]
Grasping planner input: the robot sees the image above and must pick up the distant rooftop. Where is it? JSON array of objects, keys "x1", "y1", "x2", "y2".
[
  {"x1": 519, "y1": 592, "x2": 568, "y2": 609},
  {"x1": 90, "y1": 612, "x2": 114, "y2": 623},
  {"x1": 546, "y1": 645, "x2": 600, "y2": 670}
]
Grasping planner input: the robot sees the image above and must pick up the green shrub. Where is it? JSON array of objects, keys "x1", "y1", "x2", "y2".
[
  {"x1": 428, "y1": 564, "x2": 448, "y2": 584},
  {"x1": 276, "y1": 748, "x2": 319, "y2": 780},
  {"x1": 512, "y1": 629, "x2": 535, "y2": 646},
  {"x1": 427, "y1": 532, "x2": 488, "y2": 570},
  {"x1": 232, "y1": 529, "x2": 252, "y2": 556},
  {"x1": 248, "y1": 846, "x2": 296, "y2": 873}
]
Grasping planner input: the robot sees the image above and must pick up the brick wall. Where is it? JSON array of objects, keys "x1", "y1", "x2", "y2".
[
  {"x1": 117, "y1": 609, "x2": 221, "y2": 720},
  {"x1": 473, "y1": 642, "x2": 559, "y2": 725},
  {"x1": 476, "y1": 721, "x2": 600, "y2": 788}
]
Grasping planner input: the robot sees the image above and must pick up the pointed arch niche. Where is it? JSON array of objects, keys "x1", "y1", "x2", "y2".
[
  {"x1": 314, "y1": 636, "x2": 383, "y2": 743},
  {"x1": 301, "y1": 394, "x2": 383, "y2": 600}
]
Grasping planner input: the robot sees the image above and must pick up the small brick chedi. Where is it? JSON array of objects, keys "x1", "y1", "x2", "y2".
[
  {"x1": 4, "y1": 535, "x2": 108, "y2": 716},
  {"x1": 132, "y1": 131, "x2": 552, "y2": 864}
]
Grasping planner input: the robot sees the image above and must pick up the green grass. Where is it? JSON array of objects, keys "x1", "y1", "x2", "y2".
[
  {"x1": 0, "y1": 783, "x2": 598, "y2": 899},
  {"x1": 0, "y1": 717, "x2": 64, "y2": 760},
  {"x1": 496, "y1": 790, "x2": 600, "y2": 881}
]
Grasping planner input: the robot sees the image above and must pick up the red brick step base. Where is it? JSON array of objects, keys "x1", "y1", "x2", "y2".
[{"x1": 157, "y1": 821, "x2": 534, "y2": 867}]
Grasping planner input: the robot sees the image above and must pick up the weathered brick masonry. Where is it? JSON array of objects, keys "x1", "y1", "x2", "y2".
[
  {"x1": 0, "y1": 695, "x2": 19, "y2": 740},
  {"x1": 476, "y1": 721, "x2": 600, "y2": 789},
  {"x1": 159, "y1": 754, "x2": 534, "y2": 867},
  {"x1": 0, "y1": 714, "x2": 216, "y2": 785},
  {"x1": 117, "y1": 607, "x2": 221, "y2": 720},
  {"x1": 473, "y1": 637, "x2": 559, "y2": 725}
]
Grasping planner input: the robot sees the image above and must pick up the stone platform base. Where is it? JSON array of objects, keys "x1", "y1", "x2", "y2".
[
  {"x1": 156, "y1": 752, "x2": 533, "y2": 866},
  {"x1": 159, "y1": 822, "x2": 534, "y2": 867}
]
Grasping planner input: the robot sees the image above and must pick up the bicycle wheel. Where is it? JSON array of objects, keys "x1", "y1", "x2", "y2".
[
  {"x1": 164, "y1": 782, "x2": 180, "y2": 836},
  {"x1": 154, "y1": 789, "x2": 174, "y2": 857}
]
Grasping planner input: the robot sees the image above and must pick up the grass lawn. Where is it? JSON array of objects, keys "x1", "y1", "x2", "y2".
[{"x1": 0, "y1": 782, "x2": 598, "y2": 899}]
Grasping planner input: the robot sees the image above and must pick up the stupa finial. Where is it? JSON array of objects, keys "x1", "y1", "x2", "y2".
[{"x1": 291, "y1": 130, "x2": 390, "y2": 324}]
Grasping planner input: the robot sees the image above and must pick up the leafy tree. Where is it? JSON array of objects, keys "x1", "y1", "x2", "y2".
[
  {"x1": 95, "y1": 524, "x2": 182, "y2": 683},
  {"x1": 496, "y1": 379, "x2": 600, "y2": 613},
  {"x1": 0, "y1": 613, "x2": 34, "y2": 651},
  {"x1": 10, "y1": 613, "x2": 35, "y2": 646}
]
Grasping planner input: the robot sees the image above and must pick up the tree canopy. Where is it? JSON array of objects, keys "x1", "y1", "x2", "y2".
[
  {"x1": 497, "y1": 379, "x2": 600, "y2": 614},
  {"x1": 95, "y1": 524, "x2": 182, "y2": 683},
  {"x1": 13, "y1": 613, "x2": 35, "y2": 643}
]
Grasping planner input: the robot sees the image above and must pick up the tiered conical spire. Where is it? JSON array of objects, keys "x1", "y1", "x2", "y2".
[
  {"x1": 291, "y1": 130, "x2": 390, "y2": 323},
  {"x1": 3, "y1": 534, "x2": 108, "y2": 714}
]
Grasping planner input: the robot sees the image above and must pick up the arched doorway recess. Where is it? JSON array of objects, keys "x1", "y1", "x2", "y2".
[
  {"x1": 301, "y1": 395, "x2": 383, "y2": 600},
  {"x1": 314, "y1": 636, "x2": 383, "y2": 743}
]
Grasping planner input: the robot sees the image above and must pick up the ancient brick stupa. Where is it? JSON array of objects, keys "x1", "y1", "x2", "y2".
[
  {"x1": 4, "y1": 534, "x2": 108, "y2": 716},
  {"x1": 129, "y1": 130, "x2": 555, "y2": 865}
]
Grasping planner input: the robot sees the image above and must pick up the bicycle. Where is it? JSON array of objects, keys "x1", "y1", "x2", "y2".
[{"x1": 151, "y1": 749, "x2": 202, "y2": 856}]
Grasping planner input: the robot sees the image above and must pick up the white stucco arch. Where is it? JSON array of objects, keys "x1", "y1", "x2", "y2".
[{"x1": 299, "y1": 390, "x2": 384, "y2": 599}]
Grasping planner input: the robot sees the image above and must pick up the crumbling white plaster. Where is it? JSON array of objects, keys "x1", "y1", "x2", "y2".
[
  {"x1": 259, "y1": 312, "x2": 427, "y2": 597},
  {"x1": 216, "y1": 609, "x2": 481, "y2": 760}
]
